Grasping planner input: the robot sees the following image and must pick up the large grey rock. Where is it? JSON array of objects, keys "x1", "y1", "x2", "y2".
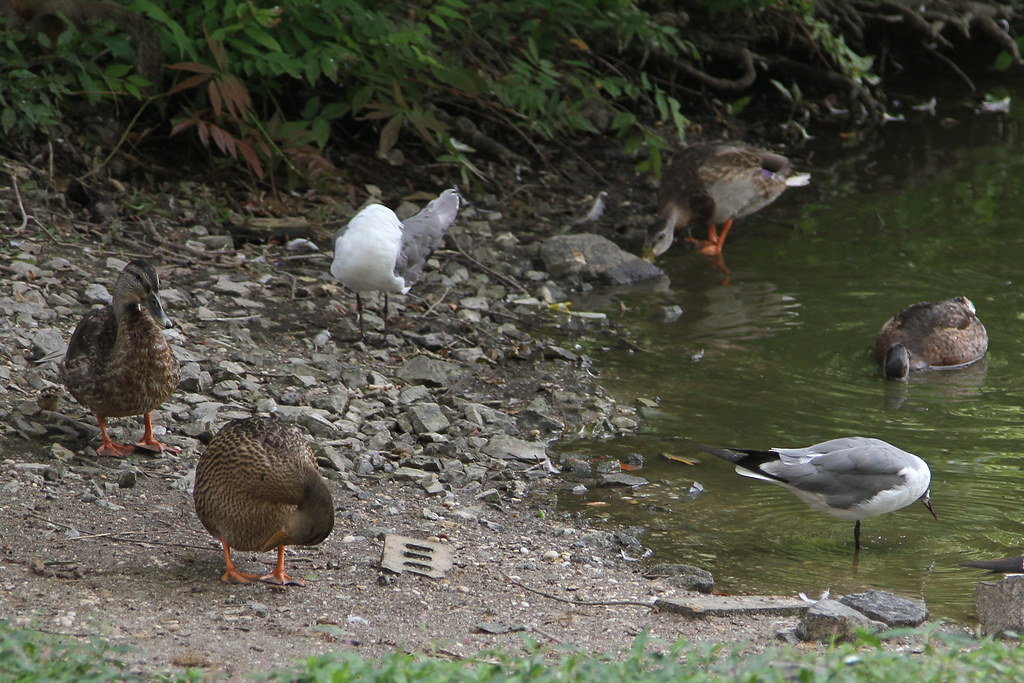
[
  {"x1": 540, "y1": 234, "x2": 664, "y2": 286},
  {"x1": 461, "y1": 402, "x2": 518, "y2": 434},
  {"x1": 656, "y1": 594, "x2": 807, "y2": 618},
  {"x1": 482, "y1": 434, "x2": 546, "y2": 462},
  {"x1": 645, "y1": 563, "x2": 714, "y2": 594},
  {"x1": 179, "y1": 362, "x2": 213, "y2": 392},
  {"x1": 795, "y1": 599, "x2": 886, "y2": 642},
  {"x1": 407, "y1": 403, "x2": 450, "y2": 434},
  {"x1": 84, "y1": 283, "x2": 112, "y2": 304},
  {"x1": 598, "y1": 473, "x2": 649, "y2": 487},
  {"x1": 397, "y1": 356, "x2": 460, "y2": 387},
  {"x1": 839, "y1": 590, "x2": 928, "y2": 627},
  {"x1": 976, "y1": 575, "x2": 1024, "y2": 635},
  {"x1": 515, "y1": 408, "x2": 563, "y2": 433},
  {"x1": 31, "y1": 327, "x2": 65, "y2": 357}
]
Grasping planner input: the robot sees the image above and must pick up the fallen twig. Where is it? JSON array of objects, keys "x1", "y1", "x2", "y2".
[{"x1": 503, "y1": 573, "x2": 654, "y2": 608}]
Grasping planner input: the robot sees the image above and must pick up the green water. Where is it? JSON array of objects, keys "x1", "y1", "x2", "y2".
[{"x1": 557, "y1": 109, "x2": 1024, "y2": 622}]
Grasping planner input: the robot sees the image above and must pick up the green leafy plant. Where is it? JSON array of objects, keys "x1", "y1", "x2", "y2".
[{"x1": 1, "y1": 0, "x2": 698, "y2": 184}]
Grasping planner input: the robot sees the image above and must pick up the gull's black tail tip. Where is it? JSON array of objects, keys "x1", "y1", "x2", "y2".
[{"x1": 698, "y1": 445, "x2": 748, "y2": 463}]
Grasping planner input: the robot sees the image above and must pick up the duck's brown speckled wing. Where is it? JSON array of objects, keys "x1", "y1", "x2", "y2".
[
  {"x1": 61, "y1": 306, "x2": 117, "y2": 409},
  {"x1": 696, "y1": 145, "x2": 792, "y2": 223},
  {"x1": 194, "y1": 417, "x2": 333, "y2": 553}
]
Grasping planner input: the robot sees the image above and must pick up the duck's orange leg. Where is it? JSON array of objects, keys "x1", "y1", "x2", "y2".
[
  {"x1": 133, "y1": 413, "x2": 180, "y2": 453},
  {"x1": 95, "y1": 416, "x2": 135, "y2": 457},
  {"x1": 684, "y1": 219, "x2": 733, "y2": 256},
  {"x1": 259, "y1": 546, "x2": 306, "y2": 587},
  {"x1": 220, "y1": 538, "x2": 261, "y2": 584},
  {"x1": 693, "y1": 218, "x2": 734, "y2": 256}
]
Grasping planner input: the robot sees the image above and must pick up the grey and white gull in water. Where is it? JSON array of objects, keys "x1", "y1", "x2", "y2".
[
  {"x1": 702, "y1": 437, "x2": 936, "y2": 550},
  {"x1": 331, "y1": 188, "x2": 460, "y2": 337}
]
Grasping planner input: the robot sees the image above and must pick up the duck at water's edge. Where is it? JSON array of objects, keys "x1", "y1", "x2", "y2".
[{"x1": 643, "y1": 142, "x2": 809, "y2": 262}]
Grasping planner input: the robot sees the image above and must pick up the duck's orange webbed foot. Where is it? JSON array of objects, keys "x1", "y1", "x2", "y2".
[
  {"x1": 96, "y1": 441, "x2": 137, "y2": 457},
  {"x1": 684, "y1": 221, "x2": 725, "y2": 255},
  {"x1": 134, "y1": 413, "x2": 181, "y2": 453},
  {"x1": 95, "y1": 416, "x2": 136, "y2": 457},
  {"x1": 259, "y1": 572, "x2": 306, "y2": 587},
  {"x1": 218, "y1": 539, "x2": 261, "y2": 584},
  {"x1": 133, "y1": 437, "x2": 181, "y2": 454},
  {"x1": 221, "y1": 568, "x2": 262, "y2": 584},
  {"x1": 695, "y1": 242, "x2": 723, "y2": 256},
  {"x1": 258, "y1": 545, "x2": 306, "y2": 587}
]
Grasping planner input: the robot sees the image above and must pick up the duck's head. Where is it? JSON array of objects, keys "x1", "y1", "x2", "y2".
[
  {"x1": 115, "y1": 260, "x2": 173, "y2": 328},
  {"x1": 883, "y1": 343, "x2": 910, "y2": 380},
  {"x1": 261, "y1": 481, "x2": 335, "y2": 550},
  {"x1": 642, "y1": 219, "x2": 675, "y2": 262}
]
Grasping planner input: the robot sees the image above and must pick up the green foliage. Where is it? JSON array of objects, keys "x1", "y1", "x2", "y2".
[
  {"x1": 5, "y1": 619, "x2": 1024, "y2": 683},
  {"x1": 0, "y1": 12, "x2": 146, "y2": 139},
  {"x1": 0, "y1": 0, "x2": 695, "y2": 183},
  {"x1": 0, "y1": 0, "x2": 871, "y2": 184},
  {"x1": 0, "y1": 621, "x2": 138, "y2": 682}
]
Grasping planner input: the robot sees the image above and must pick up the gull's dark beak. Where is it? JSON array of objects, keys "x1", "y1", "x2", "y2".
[{"x1": 921, "y1": 489, "x2": 938, "y2": 521}]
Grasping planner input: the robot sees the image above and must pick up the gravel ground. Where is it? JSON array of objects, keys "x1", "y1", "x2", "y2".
[{"x1": 0, "y1": 179, "x2": 969, "y2": 676}]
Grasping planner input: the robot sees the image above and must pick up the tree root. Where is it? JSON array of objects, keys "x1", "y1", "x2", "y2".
[{"x1": 649, "y1": 0, "x2": 1024, "y2": 126}]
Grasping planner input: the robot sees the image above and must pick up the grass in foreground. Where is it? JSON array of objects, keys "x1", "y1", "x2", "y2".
[{"x1": 1, "y1": 619, "x2": 1020, "y2": 682}]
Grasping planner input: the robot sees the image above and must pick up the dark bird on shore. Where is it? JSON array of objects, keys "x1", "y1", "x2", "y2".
[
  {"x1": 60, "y1": 260, "x2": 180, "y2": 457},
  {"x1": 643, "y1": 142, "x2": 809, "y2": 261},
  {"x1": 330, "y1": 189, "x2": 460, "y2": 338},
  {"x1": 193, "y1": 415, "x2": 335, "y2": 586},
  {"x1": 702, "y1": 437, "x2": 936, "y2": 550},
  {"x1": 875, "y1": 296, "x2": 988, "y2": 380}
]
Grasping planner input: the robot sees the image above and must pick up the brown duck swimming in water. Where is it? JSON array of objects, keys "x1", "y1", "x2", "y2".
[
  {"x1": 643, "y1": 142, "x2": 810, "y2": 261},
  {"x1": 193, "y1": 415, "x2": 335, "y2": 586},
  {"x1": 60, "y1": 260, "x2": 180, "y2": 457},
  {"x1": 875, "y1": 296, "x2": 988, "y2": 380}
]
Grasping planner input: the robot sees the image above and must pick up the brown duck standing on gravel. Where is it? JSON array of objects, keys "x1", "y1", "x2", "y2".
[
  {"x1": 875, "y1": 296, "x2": 989, "y2": 380},
  {"x1": 193, "y1": 415, "x2": 335, "y2": 586},
  {"x1": 643, "y1": 142, "x2": 810, "y2": 262},
  {"x1": 60, "y1": 260, "x2": 180, "y2": 456}
]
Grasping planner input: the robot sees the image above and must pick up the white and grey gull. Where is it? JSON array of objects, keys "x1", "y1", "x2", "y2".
[
  {"x1": 331, "y1": 188, "x2": 460, "y2": 337},
  {"x1": 702, "y1": 436, "x2": 936, "y2": 550}
]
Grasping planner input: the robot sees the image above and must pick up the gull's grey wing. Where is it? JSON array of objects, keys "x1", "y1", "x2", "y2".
[
  {"x1": 768, "y1": 440, "x2": 919, "y2": 510},
  {"x1": 395, "y1": 189, "x2": 460, "y2": 286}
]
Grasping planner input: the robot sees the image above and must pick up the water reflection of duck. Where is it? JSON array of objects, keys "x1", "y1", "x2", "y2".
[
  {"x1": 193, "y1": 415, "x2": 335, "y2": 586},
  {"x1": 702, "y1": 437, "x2": 936, "y2": 551},
  {"x1": 643, "y1": 142, "x2": 810, "y2": 261},
  {"x1": 875, "y1": 296, "x2": 988, "y2": 380},
  {"x1": 60, "y1": 260, "x2": 180, "y2": 457}
]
